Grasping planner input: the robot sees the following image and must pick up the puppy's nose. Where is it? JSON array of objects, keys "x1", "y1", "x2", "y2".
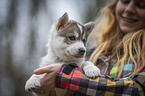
[{"x1": 79, "y1": 48, "x2": 85, "y2": 55}]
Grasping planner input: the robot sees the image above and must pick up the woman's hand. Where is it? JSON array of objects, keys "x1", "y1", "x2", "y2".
[{"x1": 33, "y1": 63, "x2": 62, "y2": 94}]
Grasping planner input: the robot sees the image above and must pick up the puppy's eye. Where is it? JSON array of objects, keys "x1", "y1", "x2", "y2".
[{"x1": 68, "y1": 36, "x2": 76, "y2": 41}]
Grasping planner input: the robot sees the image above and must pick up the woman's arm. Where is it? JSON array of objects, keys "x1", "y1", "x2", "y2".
[
  {"x1": 56, "y1": 64, "x2": 145, "y2": 96},
  {"x1": 33, "y1": 63, "x2": 145, "y2": 96}
]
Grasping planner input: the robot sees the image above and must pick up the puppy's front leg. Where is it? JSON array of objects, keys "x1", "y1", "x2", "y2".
[
  {"x1": 25, "y1": 74, "x2": 43, "y2": 91},
  {"x1": 82, "y1": 61, "x2": 100, "y2": 78}
]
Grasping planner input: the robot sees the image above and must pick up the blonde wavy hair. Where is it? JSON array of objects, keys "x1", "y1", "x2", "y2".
[{"x1": 89, "y1": 0, "x2": 145, "y2": 78}]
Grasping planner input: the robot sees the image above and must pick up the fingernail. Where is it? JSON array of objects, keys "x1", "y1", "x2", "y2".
[{"x1": 34, "y1": 70, "x2": 38, "y2": 74}]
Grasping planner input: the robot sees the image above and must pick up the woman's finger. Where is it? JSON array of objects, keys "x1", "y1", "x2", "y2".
[
  {"x1": 34, "y1": 63, "x2": 62, "y2": 75},
  {"x1": 34, "y1": 66, "x2": 53, "y2": 75}
]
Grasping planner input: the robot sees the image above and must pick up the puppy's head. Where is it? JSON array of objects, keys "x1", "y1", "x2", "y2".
[{"x1": 51, "y1": 13, "x2": 94, "y2": 61}]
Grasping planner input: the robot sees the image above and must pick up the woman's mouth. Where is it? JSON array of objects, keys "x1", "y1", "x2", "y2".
[{"x1": 122, "y1": 16, "x2": 138, "y2": 24}]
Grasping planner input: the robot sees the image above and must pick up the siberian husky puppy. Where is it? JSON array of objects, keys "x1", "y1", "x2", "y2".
[{"x1": 25, "y1": 13, "x2": 100, "y2": 96}]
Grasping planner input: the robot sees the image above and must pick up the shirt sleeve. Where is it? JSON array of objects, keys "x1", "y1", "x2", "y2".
[{"x1": 55, "y1": 64, "x2": 145, "y2": 96}]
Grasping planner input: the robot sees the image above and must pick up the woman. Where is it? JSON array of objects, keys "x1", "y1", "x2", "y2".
[{"x1": 34, "y1": 0, "x2": 145, "y2": 95}]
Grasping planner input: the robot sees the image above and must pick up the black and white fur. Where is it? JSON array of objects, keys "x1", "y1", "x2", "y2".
[{"x1": 25, "y1": 13, "x2": 100, "y2": 96}]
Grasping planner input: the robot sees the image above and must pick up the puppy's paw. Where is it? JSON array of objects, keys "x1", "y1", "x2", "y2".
[
  {"x1": 83, "y1": 65, "x2": 100, "y2": 78},
  {"x1": 25, "y1": 78, "x2": 41, "y2": 91}
]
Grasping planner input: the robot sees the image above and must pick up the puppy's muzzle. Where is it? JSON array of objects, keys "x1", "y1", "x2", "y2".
[{"x1": 79, "y1": 48, "x2": 85, "y2": 55}]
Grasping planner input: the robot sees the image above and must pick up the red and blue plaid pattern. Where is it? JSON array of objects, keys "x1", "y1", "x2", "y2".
[{"x1": 55, "y1": 57, "x2": 145, "y2": 96}]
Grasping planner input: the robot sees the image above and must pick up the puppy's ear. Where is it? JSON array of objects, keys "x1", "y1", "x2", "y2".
[
  {"x1": 56, "y1": 13, "x2": 69, "y2": 30},
  {"x1": 84, "y1": 22, "x2": 95, "y2": 36}
]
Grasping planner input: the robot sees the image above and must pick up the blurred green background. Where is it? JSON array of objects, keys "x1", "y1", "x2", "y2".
[{"x1": 0, "y1": 0, "x2": 108, "y2": 96}]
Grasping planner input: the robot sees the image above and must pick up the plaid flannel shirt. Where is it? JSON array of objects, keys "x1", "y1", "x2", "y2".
[{"x1": 55, "y1": 55, "x2": 145, "y2": 96}]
